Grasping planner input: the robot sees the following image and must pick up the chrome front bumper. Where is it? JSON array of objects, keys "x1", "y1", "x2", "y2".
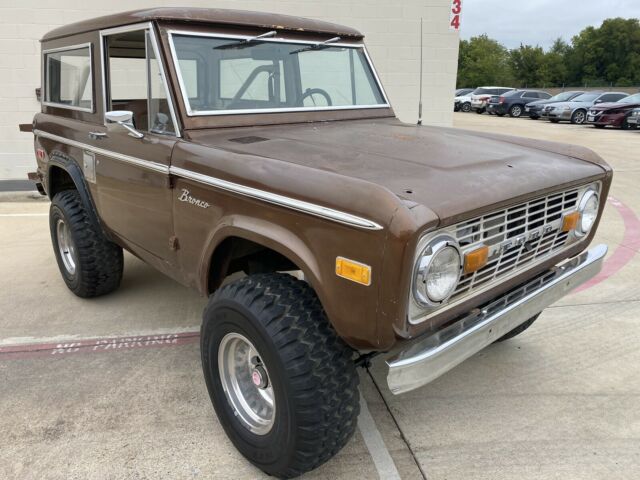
[{"x1": 386, "y1": 244, "x2": 607, "y2": 394}]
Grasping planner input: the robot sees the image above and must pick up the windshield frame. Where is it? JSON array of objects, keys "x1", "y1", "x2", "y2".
[{"x1": 167, "y1": 30, "x2": 391, "y2": 117}]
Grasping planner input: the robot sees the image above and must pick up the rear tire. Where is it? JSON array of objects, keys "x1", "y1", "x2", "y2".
[
  {"x1": 509, "y1": 104, "x2": 523, "y2": 118},
  {"x1": 594, "y1": 124, "x2": 606, "y2": 129},
  {"x1": 550, "y1": 119, "x2": 560, "y2": 123},
  {"x1": 475, "y1": 108, "x2": 485, "y2": 114},
  {"x1": 49, "y1": 189, "x2": 123, "y2": 298},
  {"x1": 495, "y1": 315, "x2": 539, "y2": 342},
  {"x1": 201, "y1": 273, "x2": 359, "y2": 478},
  {"x1": 461, "y1": 102, "x2": 471, "y2": 112}
]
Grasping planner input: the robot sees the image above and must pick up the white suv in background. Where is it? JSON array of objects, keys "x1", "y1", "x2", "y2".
[{"x1": 470, "y1": 86, "x2": 515, "y2": 114}]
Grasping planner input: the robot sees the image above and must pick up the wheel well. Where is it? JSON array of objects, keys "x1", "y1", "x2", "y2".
[
  {"x1": 207, "y1": 237, "x2": 299, "y2": 294},
  {"x1": 47, "y1": 165, "x2": 76, "y2": 199}
]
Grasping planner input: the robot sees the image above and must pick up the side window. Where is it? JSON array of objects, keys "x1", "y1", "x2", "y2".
[
  {"x1": 105, "y1": 29, "x2": 175, "y2": 135},
  {"x1": 44, "y1": 45, "x2": 93, "y2": 111},
  {"x1": 523, "y1": 92, "x2": 538, "y2": 99},
  {"x1": 599, "y1": 94, "x2": 623, "y2": 103},
  {"x1": 540, "y1": 92, "x2": 551, "y2": 99}
]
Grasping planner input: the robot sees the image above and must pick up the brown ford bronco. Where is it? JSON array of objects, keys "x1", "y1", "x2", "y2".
[{"x1": 26, "y1": 8, "x2": 611, "y2": 478}]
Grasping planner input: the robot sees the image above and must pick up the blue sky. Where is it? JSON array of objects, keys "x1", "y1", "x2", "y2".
[{"x1": 460, "y1": 0, "x2": 640, "y2": 49}]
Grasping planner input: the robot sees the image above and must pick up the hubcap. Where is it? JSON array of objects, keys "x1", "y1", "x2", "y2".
[
  {"x1": 218, "y1": 333, "x2": 275, "y2": 435},
  {"x1": 56, "y1": 218, "x2": 77, "y2": 275}
]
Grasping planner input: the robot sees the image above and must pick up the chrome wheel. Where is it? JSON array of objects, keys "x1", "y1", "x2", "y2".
[
  {"x1": 511, "y1": 105, "x2": 522, "y2": 117},
  {"x1": 573, "y1": 110, "x2": 586, "y2": 124},
  {"x1": 56, "y1": 218, "x2": 77, "y2": 275},
  {"x1": 218, "y1": 333, "x2": 275, "y2": 435}
]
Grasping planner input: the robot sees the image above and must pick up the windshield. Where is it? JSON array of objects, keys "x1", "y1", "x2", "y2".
[
  {"x1": 618, "y1": 93, "x2": 640, "y2": 103},
  {"x1": 571, "y1": 92, "x2": 600, "y2": 102},
  {"x1": 551, "y1": 91, "x2": 581, "y2": 102},
  {"x1": 170, "y1": 34, "x2": 387, "y2": 115}
]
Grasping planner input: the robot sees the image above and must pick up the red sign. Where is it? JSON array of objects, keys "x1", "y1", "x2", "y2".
[{"x1": 450, "y1": 0, "x2": 462, "y2": 30}]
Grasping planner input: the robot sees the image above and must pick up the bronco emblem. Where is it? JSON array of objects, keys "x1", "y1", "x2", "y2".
[{"x1": 178, "y1": 189, "x2": 210, "y2": 209}]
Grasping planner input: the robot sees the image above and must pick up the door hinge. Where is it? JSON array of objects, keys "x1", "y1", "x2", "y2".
[{"x1": 169, "y1": 236, "x2": 180, "y2": 251}]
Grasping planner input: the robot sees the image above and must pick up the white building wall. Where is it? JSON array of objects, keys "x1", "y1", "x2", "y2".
[{"x1": 0, "y1": 0, "x2": 459, "y2": 179}]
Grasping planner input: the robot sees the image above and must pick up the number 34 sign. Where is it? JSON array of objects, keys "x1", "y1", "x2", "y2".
[{"x1": 450, "y1": 0, "x2": 462, "y2": 30}]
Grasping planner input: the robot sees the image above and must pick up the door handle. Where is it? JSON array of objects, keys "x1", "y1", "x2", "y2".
[{"x1": 89, "y1": 132, "x2": 107, "y2": 140}]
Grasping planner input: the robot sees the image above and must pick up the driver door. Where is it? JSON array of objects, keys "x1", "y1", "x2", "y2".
[{"x1": 88, "y1": 25, "x2": 180, "y2": 264}]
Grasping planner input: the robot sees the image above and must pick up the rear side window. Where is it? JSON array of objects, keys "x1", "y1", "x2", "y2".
[
  {"x1": 599, "y1": 93, "x2": 627, "y2": 102},
  {"x1": 44, "y1": 45, "x2": 93, "y2": 112}
]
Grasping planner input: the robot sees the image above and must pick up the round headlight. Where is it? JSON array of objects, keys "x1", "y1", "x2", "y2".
[
  {"x1": 577, "y1": 189, "x2": 599, "y2": 236},
  {"x1": 414, "y1": 237, "x2": 461, "y2": 306}
]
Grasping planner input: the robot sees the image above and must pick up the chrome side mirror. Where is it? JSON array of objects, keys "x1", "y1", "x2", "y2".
[{"x1": 105, "y1": 110, "x2": 144, "y2": 139}]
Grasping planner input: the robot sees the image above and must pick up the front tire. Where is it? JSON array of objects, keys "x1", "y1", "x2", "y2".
[
  {"x1": 475, "y1": 107, "x2": 485, "y2": 114},
  {"x1": 571, "y1": 109, "x2": 587, "y2": 124},
  {"x1": 49, "y1": 190, "x2": 123, "y2": 298},
  {"x1": 461, "y1": 102, "x2": 471, "y2": 112},
  {"x1": 201, "y1": 273, "x2": 359, "y2": 478}
]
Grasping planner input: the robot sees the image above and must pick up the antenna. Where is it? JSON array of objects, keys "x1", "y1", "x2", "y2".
[{"x1": 417, "y1": 18, "x2": 424, "y2": 125}]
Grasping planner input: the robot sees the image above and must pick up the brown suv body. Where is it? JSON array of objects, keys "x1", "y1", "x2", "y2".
[
  {"x1": 31, "y1": 9, "x2": 611, "y2": 351},
  {"x1": 27, "y1": 9, "x2": 612, "y2": 476}
]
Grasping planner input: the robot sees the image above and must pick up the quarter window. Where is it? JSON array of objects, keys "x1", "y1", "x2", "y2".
[{"x1": 44, "y1": 45, "x2": 93, "y2": 111}]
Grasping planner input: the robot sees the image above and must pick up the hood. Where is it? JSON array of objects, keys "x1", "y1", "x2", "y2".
[
  {"x1": 186, "y1": 118, "x2": 607, "y2": 225},
  {"x1": 547, "y1": 100, "x2": 593, "y2": 110},
  {"x1": 454, "y1": 95, "x2": 471, "y2": 101},
  {"x1": 591, "y1": 101, "x2": 640, "y2": 112}
]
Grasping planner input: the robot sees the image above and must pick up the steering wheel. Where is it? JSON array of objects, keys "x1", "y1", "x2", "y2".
[{"x1": 297, "y1": 88, "x2": 333, "y2": 107}]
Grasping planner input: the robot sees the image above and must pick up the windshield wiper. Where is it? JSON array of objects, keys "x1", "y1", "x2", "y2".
[
  {"x1": 214, "y1": 31, "x2": 277, "y2": 50},
  {"x1": 290, "y1": 36, "x2": 341, "y2": 54}
]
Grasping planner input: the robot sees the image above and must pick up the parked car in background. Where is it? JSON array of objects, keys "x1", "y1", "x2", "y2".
[
  {"x1": 627, "y1": 108, "x2": 640, "y2": 128},
  {"x1": 587, "y1": 92, "x2": 640, "y2": 129},
  {"x1": 454, "y1": 88, "x2": 475, "y2": 111},
  {"x1": 487, "y1": 89, "x2": 552, "y2": 117},
  {"x1": 526, "y1": 91, "x2": 584, "y2": 119},
  {"x1": 470, "y1": 86, "x2": 514, "y2": 114},
  {"x1": 546, "y1": 91, "x2": 629, "y2": 124}
]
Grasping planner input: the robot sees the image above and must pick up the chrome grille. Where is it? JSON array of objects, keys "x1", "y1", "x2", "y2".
[{"x1": 451, "y1": 187, "x2": 580, "y2": 300}]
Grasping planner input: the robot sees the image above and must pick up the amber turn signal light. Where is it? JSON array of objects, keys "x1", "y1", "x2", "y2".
[
  {"x1": 335, "y1": 257, "x2": 371, "y2": 286},
  {"x1": 463, "y1": 246, "x2": 489, "y2": 274},
  {"x1": 562, "y1": 211, "x2": 580, "y2": 232}
]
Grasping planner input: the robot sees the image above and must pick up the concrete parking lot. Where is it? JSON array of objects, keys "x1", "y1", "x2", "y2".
[{"x1": 1, "y1": 114, "x2": 639, "y2": 479}]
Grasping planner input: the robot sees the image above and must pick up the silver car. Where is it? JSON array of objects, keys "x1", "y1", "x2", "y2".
[
  {"x1": 628, "y1": 108, "x2": 640, "y2": 128},
  {"x1": 546, "y1": 91, "x2": 629, "y2": 124}
]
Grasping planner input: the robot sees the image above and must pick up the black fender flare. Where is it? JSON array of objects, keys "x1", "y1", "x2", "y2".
[{"x1": 47, "y1": 152, "x2": 108, "y2": 238}]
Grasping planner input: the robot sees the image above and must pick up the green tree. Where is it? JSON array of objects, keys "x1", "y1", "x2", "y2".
[
  {"x1": 457, "y1": 35, "x2": 513, "y2": 87},
  {"x1": 545, "y1": 38, "x2": 571, "y2": 86},
  {"x1": 510, "y1": 44, "x2": 549, "y2": 87}
]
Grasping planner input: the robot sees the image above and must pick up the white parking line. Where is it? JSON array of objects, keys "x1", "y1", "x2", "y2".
[{"x1": 358, "y1": 392, "x2": 402, "y2": 480}]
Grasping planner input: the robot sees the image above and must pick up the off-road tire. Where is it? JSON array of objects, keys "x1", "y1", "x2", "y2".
[
  {"x1": 50, "y1": 189, "x2": 123, "y2": 297},
  {"x1": 201, "y1": 273, "x2": 359, "y2": 479},
  {"x1": 495, "y1": 314, "x2": 539, "y2": 342}
]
